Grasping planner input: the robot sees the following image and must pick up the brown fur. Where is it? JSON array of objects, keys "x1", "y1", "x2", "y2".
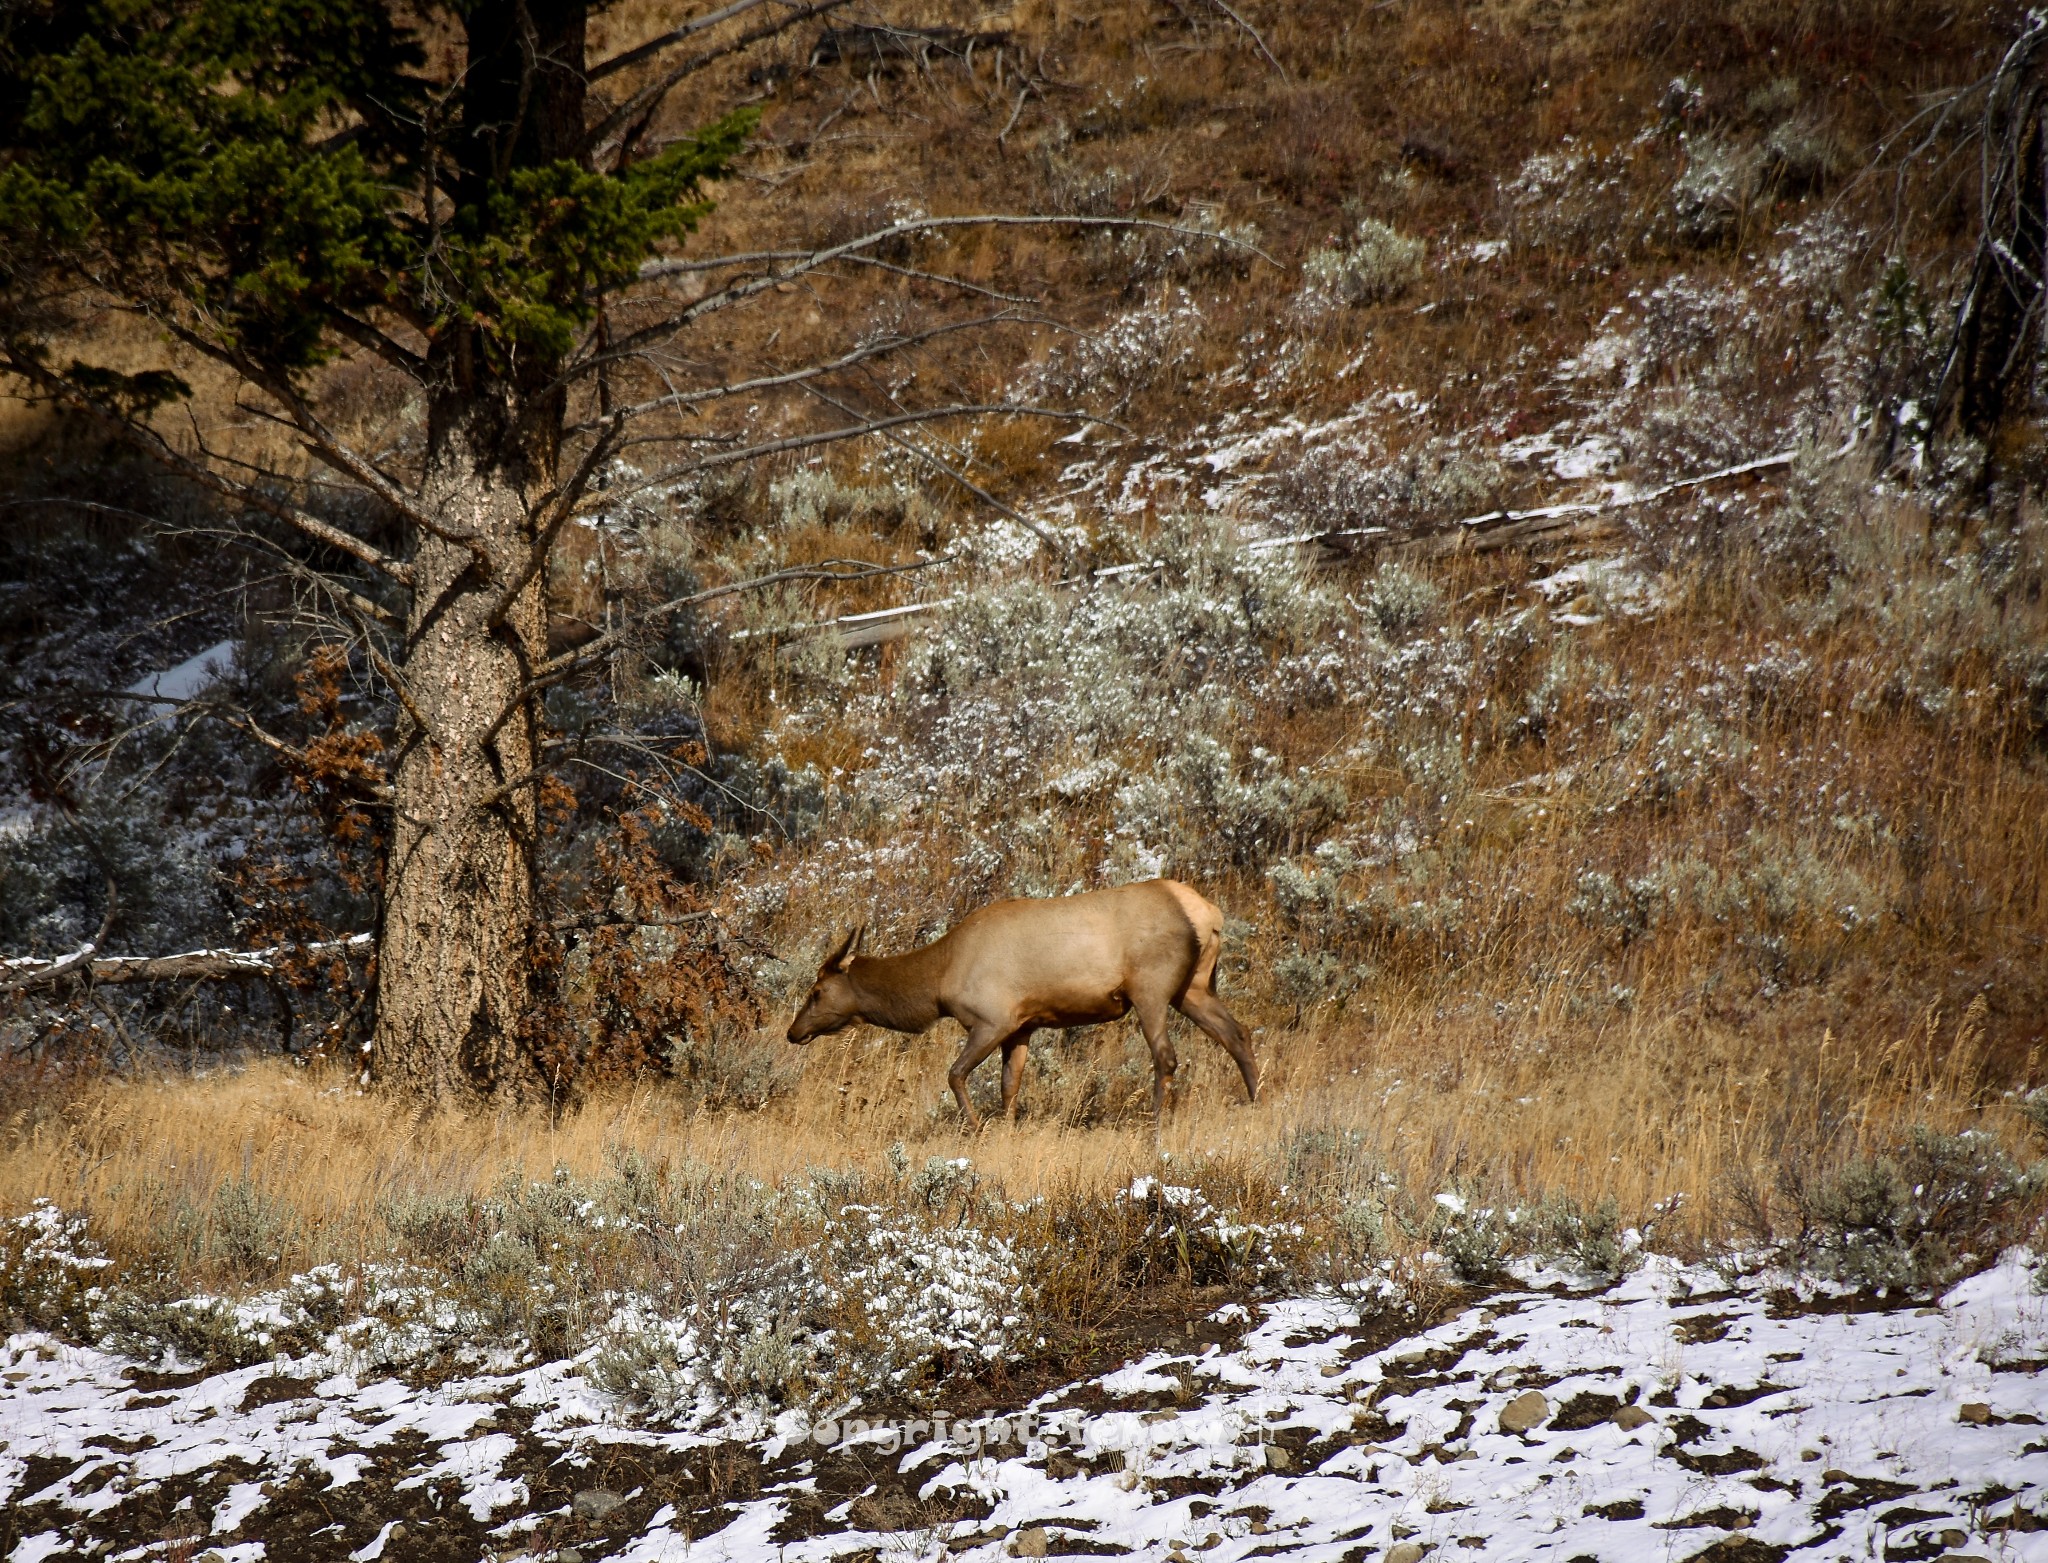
[{"x1": 786, "y1": 879, "x2": 1259, "y2": 1125}]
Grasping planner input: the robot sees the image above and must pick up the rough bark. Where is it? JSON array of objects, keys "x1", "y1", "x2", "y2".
[
  {"x1": 371, "y1": 430, "x2": 555, "y2": 1105},
  {"x1": 366, "y1": 2, "x2": 590, "y2": 1106}
]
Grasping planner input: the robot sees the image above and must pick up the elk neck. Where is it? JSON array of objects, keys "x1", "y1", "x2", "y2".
[{"x1": 845, "y1": 942, "x2": 948, "y2": 1033}]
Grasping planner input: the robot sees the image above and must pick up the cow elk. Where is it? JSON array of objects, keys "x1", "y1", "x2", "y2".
[{"x1": 786, "y1": 880, "x2": 1259, "y2": 1125}]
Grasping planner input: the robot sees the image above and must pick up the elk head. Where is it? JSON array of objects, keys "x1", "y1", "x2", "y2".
[{"x1": 786, "y1": 924, "x2": 865, "y2": 1043}]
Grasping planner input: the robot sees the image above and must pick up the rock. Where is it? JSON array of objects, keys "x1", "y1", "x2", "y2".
[
  {"x1": 547, "y1": 1551, "x2": 584, "y2": 1563},
  {"x1": 572, "y1": 1489, "x2": 627, "y2": 1521},
  {"x1": 1801, "y1": 1449, "x2": 1822, "y2": 1462},
  {"x1": 1387, "y1": 1544, "x2": 1429, "y2": 1563},
  {"x1": 1250, "y1": 1522, "x2": 1269, "y2": 1536},
  {"x1": 1498, "y1": 1390, "x2": 1550, "y2": 1435},
  {"x1": 1009, "y1": 1527, "x2": 1048, "y2": 1558},
  {"x1": 1940, "y1": 1531, "x2": 1967, "y2": 1548},
  {"x1": 1958, "y1": 1403, "x2": 1993, "y2": 1425},
  {"x1": 1612, "y1": 1405, "x2": 1655, "y2": 1431},
  {"x1": 1821, "y1": 1469, "x2": 1853, "y2": 1485},
  {"x1": 1319, "y1": 1364, "x2": 1346, "y2": 1378},
  {"x1": 1264, "y1": 1444, "x2": 1292, "y2": 1471}
]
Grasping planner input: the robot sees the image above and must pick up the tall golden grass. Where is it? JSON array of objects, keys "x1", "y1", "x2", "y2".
[{"x1": 2, "y1": 987, "x2": 2026, "y2": 1288}]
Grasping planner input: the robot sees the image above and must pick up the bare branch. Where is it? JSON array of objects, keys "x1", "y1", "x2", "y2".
[
  {"x1": 487, "y1": 416, "x2": 631, "y2": 626},
  {"x1": 800, "y1": 383, "x2": 1058, "y2": 548},
  {"x1": 622, "y1": 215, "x2": 1276, "y2": 352},
  {"x1": 585, "y1": 0, "x2": 857, "y2": 160},
  {"x1": 599, "y1": 401, "x2": 1108, "y2": 506},
  {"x1": 1201, "y1": 0, "x2": 1287, "y2": 80},
  {"x1": 0, "y1": 341, "x2": 414, "y2": 585},
  {"x1": 488, "y1": 556, "x2": 950, "y2": 741},
  {"x1": 167, "y1": 526, "x2": 400, "y2": 627},
  {"x1": 564, "y1": 312, "x2": 1035, "y2": 418},
  {"x1": 0, "y1": 877, "x2": 117, "y2": 997},
  {"x1": 321, "y1": 310, "x2": 431, "y2": 381},
  {"x1": 587, "y1": 0, "x2": 775, "y2": 80}
]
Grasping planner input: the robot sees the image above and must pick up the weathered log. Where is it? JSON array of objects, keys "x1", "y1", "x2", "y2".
[{"x1": 0, "y1": 933, "x2": 372, "y2": 996}]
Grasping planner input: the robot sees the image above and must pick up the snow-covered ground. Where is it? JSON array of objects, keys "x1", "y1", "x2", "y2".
[{"x1": 5, "y1": 1254, "x2": 2045, "y2": 1563}]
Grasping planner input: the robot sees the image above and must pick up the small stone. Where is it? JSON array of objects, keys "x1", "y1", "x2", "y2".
[
  {"x1": 1250, "y1": 1522, "x2": 1269, "y2": 1536},
  {"x1": 1498, "y1": 1390, "x2": 1550, "y2": 1435},
  {"x1": 1264, "y1": 1444, "x2": 1292, "y2": 1471},
  {"x1": 1200, "y1": 1536, "x2": 1223, "y2": 1552},
  {"x1": 547, "y1": 1551, "x2": 585, "y2": 1563},
  {"x1": 1612, "y1": 1405, "x2": 1655, "y2": 1431},
  {"x1": 1009, "y1": 1528, "x2": 1048, "y2": 1558},
  {"x1": 1320, "y1": 1364, "x2": 1346, "y2": 1378},
  {"x1": 1940, "y1": 1531, "x2": 1967, "y2": 1548},
  {"x1": 1387, "y1": 1544, "x2": 1429, "y2": 1563},
  {"x1": 1958, "y1": 1403, "x2": 1993, "y2": 1425},
  {"x1": 1801, "y1": 1450, "x2": 1822, "y2": 1462},
  {"x1": 1821, "y1": 1469, "x2": 1853, "y2": 1485},
  {"x1": 572, "y1": 1489, "x2": 627, "y2": 1521}
]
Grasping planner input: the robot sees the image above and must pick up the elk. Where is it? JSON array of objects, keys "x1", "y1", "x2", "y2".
[{"x1": 786, "y1": 880, "x2": 1259, "y2": 1125}]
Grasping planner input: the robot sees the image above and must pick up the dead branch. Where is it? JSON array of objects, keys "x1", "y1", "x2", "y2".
[
  {"x1": 799, "y1": 382, "x2": 1059, "y2": 548},
  {"x1": 587, "y1": 0, "x2": 776, "y2": 80},
  {"x1": 627, "y1": 215, "x2": 1276, "y2": 349},
  {"x1": 482, "y1": 555, "x2": 951, "y2": 745},
  {"x1": 0, "y1": 341, "x2": 414, "y2": 586},
  {"x1": 1933, "y1": 13, "x2": 2048, "y2": 438},
  {"x1": 1200, "y1": 0, "x2": 1286, "y2": 80},
  {"x1": 564, "y1": 313, "x2": 1034, "y2": 424},
  {"x1": 759, "y1": 448, "x2": 1815, "y2": 647},
  {"x1": 1243, "y1": 448, "x2": 1804, "y2": 557},
  {"x1": 586, "y1": 0, "x2": 858, "y2": 161}
]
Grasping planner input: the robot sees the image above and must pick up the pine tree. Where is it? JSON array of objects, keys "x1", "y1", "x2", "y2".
[{"x1": 0, "y1": 0, "x2": 1131, "y2": 1103}]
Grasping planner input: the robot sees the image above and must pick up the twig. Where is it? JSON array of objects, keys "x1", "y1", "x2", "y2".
[{"x1": 1202, "y1": 0, "x2": 1286, "y2": 79}]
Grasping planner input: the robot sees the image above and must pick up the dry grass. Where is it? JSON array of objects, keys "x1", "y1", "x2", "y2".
[
  {"x1": 2, "y1": 981, "x2": 2032, "y2": 1291},
  {"x1": 7, "y1": 0, "x2": 2043, "y2": 1328}
]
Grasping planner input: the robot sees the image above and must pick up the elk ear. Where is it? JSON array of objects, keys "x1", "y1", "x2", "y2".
[{"x1": 823, "y1": 924, "x2": 865, "y2": 973}]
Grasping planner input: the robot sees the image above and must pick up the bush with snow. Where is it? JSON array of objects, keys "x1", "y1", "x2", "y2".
[
  {"x1": 1786, "y1": 1127, "x2": 2047, "y2": 1294},
  {"x1": 1298, "y1": 219, "x2": 1425, "y2": 310}
]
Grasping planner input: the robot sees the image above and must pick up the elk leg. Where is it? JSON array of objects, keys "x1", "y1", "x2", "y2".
[
  {"x1": 1133, "y1": 998, "x2": 1179, "y2": 1118},
  {"x1": 1000, "y1": 1028, "x2": 1036, "y2": 1121},
  {"x1": 1176, "y1": 988, "x2": 1259, "y2": 1103},
  {"x1": 948, "y1": 1022, "x2": 1012, "y2": 1128}
]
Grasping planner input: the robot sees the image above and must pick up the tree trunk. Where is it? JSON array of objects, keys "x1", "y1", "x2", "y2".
[
  {"x1": 367, "y1": 0, "x2": 590, "y2": 1106},
  {"x1": 370, "y1": 432, "x2": 555, "y2": 1105}
]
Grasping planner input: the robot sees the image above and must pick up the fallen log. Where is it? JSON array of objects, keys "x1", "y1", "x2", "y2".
[
  {"x1": 747, "y1": 448, "x2": 1809, "y2": 647},
  {"x1": 0, "y1": 932, "x2": 373, "y2": 996},
  {"x1": 1242, "y1": 448, "x2": 1801, "y2": 558}
]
